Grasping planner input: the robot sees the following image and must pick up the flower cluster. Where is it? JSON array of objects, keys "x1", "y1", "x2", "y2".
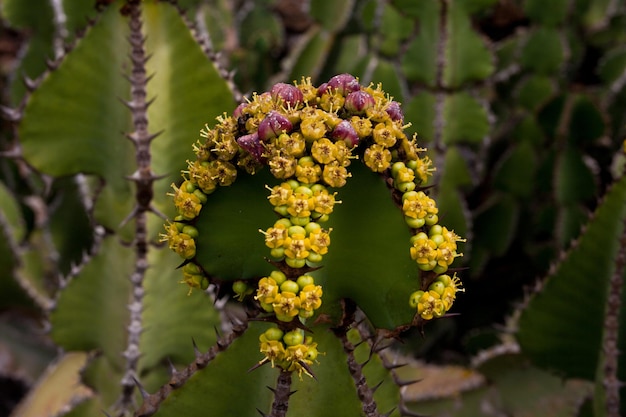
[
  {"x1": 161, "y1": 73, "x2": 466, "y2": 377},
  {"x1": 258, "y1": 327, "x2": 319, "y2": 378},
  {"x1": 409, "y1": 274, "x2": 464, "y2": 320},
  {"x1": 254, "y1": 270, "x2": 323, "y2": 322}
]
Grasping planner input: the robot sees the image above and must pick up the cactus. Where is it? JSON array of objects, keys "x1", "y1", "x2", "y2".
[{"x1": 1, "y1": 1, "x2": 626, "y2": 417}]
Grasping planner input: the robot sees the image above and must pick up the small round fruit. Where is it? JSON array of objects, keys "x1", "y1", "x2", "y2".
[
  {"x1": 280, "y1": 280, "x2": 300, "y2": 294},
  {"x1": 264, "y1": 327, "x2": 285, "y2": 341},
  {"x1": 283, "y1": 329, "x2": 304, "y2": 346},
  {"x1": 296, "y1": 275, "x2": 315, "y2": 289}
]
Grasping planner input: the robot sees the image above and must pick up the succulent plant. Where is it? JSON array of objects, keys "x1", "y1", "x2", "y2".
[{"x1": 1, "y1": 0, "x2": 626, "y2": 416}]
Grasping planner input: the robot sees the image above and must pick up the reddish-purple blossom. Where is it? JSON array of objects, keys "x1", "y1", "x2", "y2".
[
  {"x1": 385, "y1": 101, "x2": 404, "y2": 122},
  {"x1": 270, "y1": 83, "x2": 304, "y2": 107},
  {"x1": 237, "y1": 132, "x2": 265, "y2": 162},
  {"x1": 331, "y1": 120, "x2": 359, "y2": 147},
  {"x1": 258, "y1": 111, "x2": 293, "y2": 141},
  {"x1": 326, "y1": 73, "x2": 360, "y2": 95},
  {"x1": 344, "y1": 90, "x2": 375, "y2": 115}
]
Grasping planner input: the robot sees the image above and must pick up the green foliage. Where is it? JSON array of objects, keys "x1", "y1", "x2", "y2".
[{"x1": 0, "y1": 0, "x2": 625, "y2": 416}]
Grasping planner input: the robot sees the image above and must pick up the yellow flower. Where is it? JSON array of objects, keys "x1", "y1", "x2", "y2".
[
  {"x1": 363, "y1": 144, "x2": 392, "y2": 173},
  {"x1": 287, "y1": 193, "x2": 315, "y2": 217},
  {"x1": 313, "y1": 189, "x2": 338, "y2": 215},
  {"x1": 309, "y1": 228, "x2": 331, "y2": 255},
  {"x1": 260, "y1": 223, "x2": 288, "y2": 249},
  {"x1": 410, "y1": 237, "x2": 437, "y2": 268},
  {"x1": 414, "y1": 156, "x2": 436, "y2": 184},
  {"x1": 273, "y1": 292, "x2": 301, "y2": 318},
  {"x1": 300, "y1": 113, "x2": 328, "y2": 140},
  {"x1": 259, "y1": 339, "x2": 286, "y2": 368},
  {"x1": 299, "y1": 284, "x2": 323, "y2": 311},
  {"x1": 322, "y1": 163, "x2": 350, "y2": 188},
  {"x1": 268, "y1": 151, "x2": 297, "y2": 179},
  {"x1": 417, "y1": 290, "x2": 445, "y2": 320},
  {"x1": 349, "y1": 116, "x2": 372, "y2": 138},
  {"x1": 372, "y1": 122, "x2": 397, "y2": 148},
  {"x1": 295, "y1": 163, "x2": 322, "y2": 184},
  {"x1": 255, "y1": 277, "x2": 279, "y2": 304},
  {"x1": 170, "y1": 184, "x2": 202, "y2": 220},
  {"x1": 284, "y1": 234, "x2": 311, "y2": 260},
  {"x1": 266, "y1": 182, "x2": 293, "y2": 206},
  {"x1": 311, "y1": 138, "x2": 337, "y2": 164}
]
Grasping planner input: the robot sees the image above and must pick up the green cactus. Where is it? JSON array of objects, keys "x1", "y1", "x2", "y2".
[{"x1": 1, "y1": 1, "x2": 626, "y2": 417}]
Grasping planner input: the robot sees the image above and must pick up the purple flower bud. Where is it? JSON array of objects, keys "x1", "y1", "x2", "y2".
[
  {"x1": 258, "y1": 111, "x2": 293, "y2": 141},
  {"x1": 317, "y1": 82, "x2": 329, "y2": 96},
  {"x1": 327, "y1": 73, "x2": 360, "y2": 95},
  {"x1": 270, "y1": 83, "x2": 304, "y2": 107},
  {"x1": 237, "y1": 132, "x2": 266, "y2": 162},
  {"x1": 385, "y1": 101, "x2": 404, "y2": 122},
  {"x1": 233, "y1": 102, "x2": 247, "y2": 118},
  {"x1": 344, "y1": 90, "x2": 375, "y2": 115},
  {"x1": 331, "y1": 120, "x2": 359, "y2": 147}
]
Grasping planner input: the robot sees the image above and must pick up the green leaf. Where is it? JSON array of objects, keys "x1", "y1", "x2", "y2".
[
  {"x1": 445, "y1": 1, "x2": 494, "y2": 88},
  {"x1": 310, "y1": 0, "x2": 355, "y2": 32},
  {"x1": 239, "y1": 4, "x2": 284, "y2": 51},
  {"x1": 493, "y1": 140, "x2": 537, "y2": 198},
  {"x1": 142, "y1": 0, "x2": 237, "y2": 236},
  {"x1": 139, "y1": 248, "x2": 221, "y2": 381},
  {"x1": 403, "y1": 92, "x2": 436, "y2": 142},
  {"x1": 472, "y1": 194, "x2": 519, "y2": 257},
  {"x1": 524, "y1": 0, "x2": 569, "y2": 26},
  {"x1": 400, "y1": 1, "x2": 439, "y2": 86},
  {"x1": 568, "y1": 95, "x2": 605, "y2": 146},
  {"x1": 48, "y1": 178, "x2": 94, "y2": 276},
  {"x1": 19, "y1": 3, "x2": 134, "y2": 234},
  {"x1": 598, "y1": 48, "x2": 626, "y2": 83},
  {"x1": 150, "y1": 324, "x2": 372, "y2": 417},
  {"x1": 19, "y1": 1, "x2": 236, "y2": 238},
  {"x1": 288, "y1": 326, "x2": 378, "y2": 416},
  {"x1": 435, "y1": 149, "x2": 473, "y2": 249},
  {"x1": 149, "y1": 324, "x2": 274, "y2": 417},
  {"x1": 516, "y1": 75, "x2": 556, "y2": 112},
  {"x1": 286, "y1": 26, "x2": 335, "y2": 83},
  {"x1": 404, "y1": 92, "x2": 490, "y2": 146},
  {"x1": 62, "y1": 0, "x2": 99, "y2": 36},
  {"x1": 195, "y1": 163, "x2": 417, "y2": 329},
  {"x1": 370, "y1": 59, "x2": 405, "y2": 102},
  {"x1": 50, "y1": 236, "x2": 132, "y2": 368},
  {"x1": 443, "y1": 92, "x2": 490, "y2": 145},
  {"x1": 378, "y1": 3, "x2": 414, "y2": 58},
  {"x1": 521, "y1": 27, "x2": 564, "y2": 74},
  {"x1": 193, "y1": 168, "x2": 278, "y2": 281},
  {"x1": 554, "y1": 147, "x2": 596, "y2": 205},
  {"x1": 318, "y1": 162, "x2": 417, "y2": 329},
  {"x1": 1, "y1": 0, "x2": 55, "y2": 104},
  {"x1": 517, "y1": 175, "x2": 626, "y2": 380}
]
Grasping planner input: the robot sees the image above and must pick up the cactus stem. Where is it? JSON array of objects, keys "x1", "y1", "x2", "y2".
[
  {"x1": 334, "y1": 304, "x2": 383, "y2": 417},
  {"x1": 133, "y1": 376, "x2": 150, "y2": 399},
  {"x1": 602, "y1": 216, "x2": 626, "y2": 416},
  {"x1": 269, "y1": 370, "x2": 292, "y2": 417},
  {"x1": 0, "y1": 106, "x2": 22, "y2": 122}
]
